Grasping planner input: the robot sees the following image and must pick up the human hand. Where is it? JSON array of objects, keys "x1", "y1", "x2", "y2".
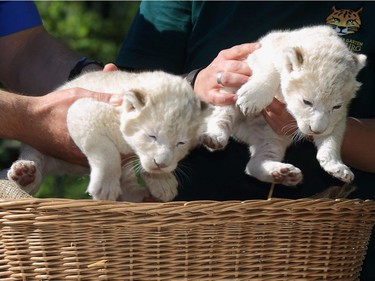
[
  {"x1": 262, "y1": 98, "x2": 297, "y2": 136},
  {"x1": 24, "y1": 88, "x2": 122, "y2": 166},
  {"x1": 194, "y1": 43, "x2": 261, "y2": 105},
  {"x1": 22, "y1": 63, "x2": 123, "y2": 167}
]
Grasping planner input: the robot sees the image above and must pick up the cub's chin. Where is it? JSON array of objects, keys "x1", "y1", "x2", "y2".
[{"x1": 141, "y1": 163, "x2": 177, "y2": 174}]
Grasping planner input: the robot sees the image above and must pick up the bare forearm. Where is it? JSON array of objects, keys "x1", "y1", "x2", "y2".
[
  {"x1": 0, "y1": 26, "x2": 81, "y2": 95},
  {"x1": 342, "y1": 117, "x2": 375, "y2": 173},
  {"x1": 0, "y1": 89, "x2": 29, "y2": 140}
]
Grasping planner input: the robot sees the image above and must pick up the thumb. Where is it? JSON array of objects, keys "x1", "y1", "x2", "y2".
[{"x1": 89, "y1": 91, "x2": 123, "y2": 106}]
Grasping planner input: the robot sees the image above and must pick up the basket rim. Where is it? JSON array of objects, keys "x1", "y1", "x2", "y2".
[{"x1": 0, "y1": 198, "x2": 374, "y2": 223}]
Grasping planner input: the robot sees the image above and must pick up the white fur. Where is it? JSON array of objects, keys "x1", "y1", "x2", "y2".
[
  {"x1": 203, "y1": 25, "x2": 366, "y2": 186},
  {"x1": 8, "y1": 71, "x2": 205, "y2": 201}
]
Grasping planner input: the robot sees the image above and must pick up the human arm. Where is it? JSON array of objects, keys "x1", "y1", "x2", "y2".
[
  {"x1": 262, "y1": 98, "x2": 375, "y2": 173},
  {"x1": 0, "y1": 25, "x2": 104, "y2": 96},
  {"x1": 341, "y1": 118, "x2": 375, "y2": 173},
  {"x1": 0, "y1": 86, "x2": 121, "y2": 167},
  {"x1": 0, "y1": 88, "x2": 122, "y2": 166}
]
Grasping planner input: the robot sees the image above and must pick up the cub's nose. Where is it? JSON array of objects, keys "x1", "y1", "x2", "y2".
[
  {"x1": 153, "y1": 159, "x2": 168, "y2": 169},
  {"x1": 308, "y1": 125, "x2": 323, "y2": 135}
]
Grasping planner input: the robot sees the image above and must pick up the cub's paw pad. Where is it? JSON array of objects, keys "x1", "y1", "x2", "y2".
[
  {"x1": 270, "y1": 166, "x2": 303, "y2": 186},
  {"x1": 8, "y1": 161, "x2": 37, "y2": 187},
  {"x1": 200, "y1": 133, "x2": 228, "y2": 151},
  {"x1": 326, "y1": 165, "x2": 354, "y2": 183}
]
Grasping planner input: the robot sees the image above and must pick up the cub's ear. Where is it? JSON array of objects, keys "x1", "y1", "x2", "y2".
[
  {"x1": 354, "y1": 53, "x2": 367, "y2": 73},
  {"x1": 122, "y1": 90, "x2": 147, "y2": 113},
  {"x1": 283, "y1": 47, "x2": 304, "y2": 73}
]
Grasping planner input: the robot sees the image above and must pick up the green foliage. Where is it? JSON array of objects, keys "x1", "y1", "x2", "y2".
[
  {"x1": 36, "y1": 1, "x2": 140, "y2": 62},
  {"x1": 35, "y1": 175, "x2": 91, "y2": 199}
]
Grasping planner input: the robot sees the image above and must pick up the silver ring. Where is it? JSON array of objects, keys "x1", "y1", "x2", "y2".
[{"x1": 216, "y1": 72, "x2": 224, "y2": 87}]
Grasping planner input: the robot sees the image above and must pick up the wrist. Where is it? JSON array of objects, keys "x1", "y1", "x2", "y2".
[
  {"x1": 184, "y1": 67, "x2": 204, "y2": 89},
  {"x1": 68, "y1": 57, "x2": 104, "y2": 81},
  {"x1": 3, "y1": 94, "x2": 32, "y2": 141}
]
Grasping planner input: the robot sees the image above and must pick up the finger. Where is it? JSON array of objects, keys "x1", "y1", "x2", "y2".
[
  {"x1": 103, "y1": 63, "x2": 118, "y2": 72},
  {"x1": 220, "y1": 60, "x2": 252, "y2": 76},
  {"x1": 216, "y1": 71, "x2": 250, "y2": 88},
  {"x1": 265, "y1": 98, "x2": 285, "y2": 115},
  {"x1": 93, "y1": 92, "x2": 123, "y2": 106},
  {"x1": 219, "y1": 43, "x2": 261, "y2": 60},
  {"x1": 109, "y1": 95, "x2": 123, "y2": 106},
  {"x1": 205, "y1": 90, "x2": 237, "y2": 106}
]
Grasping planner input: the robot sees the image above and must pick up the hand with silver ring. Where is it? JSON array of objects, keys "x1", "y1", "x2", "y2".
[
  {"x1": 216, "y1": 72, "x2": 225, "y2": 87},
  {"x1": 192, "y1": 43, "x2": 261, "y2": 106}
]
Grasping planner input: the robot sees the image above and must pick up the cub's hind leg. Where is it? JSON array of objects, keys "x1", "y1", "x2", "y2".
[
  {"x1": 236, "y1": 119, "x2": 302, "y2": 186},
  {"x1": 8, "y1": 145, "x2": 48, "y2": 195},
  {"x1": 247, "y1": 139, "x2": 303, "y2": 186},
  {"x1": 8, "y1": 144, "x2": 88, "y2": 195},
  {"x1": 8, "y1": 159, "x2": 42, "y2": 195}
]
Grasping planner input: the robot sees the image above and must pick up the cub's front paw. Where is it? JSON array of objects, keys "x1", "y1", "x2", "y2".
[
  {"x1": 236, "y1": 95, "x2": 262, "y2": 116},
  {"x1": 88, "y1": 181, "x2": 122, "y2": 201},
  {"x1": 236, "y1": 86, "x2": 267, "y2": 116},
  {"x1": 145, "y1": 173, "x2": 178, "y2": 202},
  {"x1": 322, "y1": 162, "x2": 354, "y2": 183},
  {"x1": 7, "y1": 160, "x2": 41, "y2": 194},
  {"x1": 200, "y1": 130, "x2": 229, "y2": 151},
  {"x1": 317, "y1": 152, "x2": 354, "y2": 183}
]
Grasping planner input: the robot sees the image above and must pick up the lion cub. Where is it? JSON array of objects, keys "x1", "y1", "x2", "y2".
[
  {"x1": 203, "y1": 25, "x2": 366, "y2": 186},
  {"x1": 8, "y1": 71, "x2": 205, "y2": 201}
]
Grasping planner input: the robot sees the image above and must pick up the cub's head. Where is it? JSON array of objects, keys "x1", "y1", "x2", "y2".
[
  {"x1": 119, "y1": 72, "x2": 205, "y2": 174},
  {"x1": 280, "y1": 46, "x2": 366, "y2": 137}
]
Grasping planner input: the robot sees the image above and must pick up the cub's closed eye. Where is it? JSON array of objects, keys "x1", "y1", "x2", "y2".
[
  {"x1": 149, "y1": 135, "x2": 157, "y2": 141},
  {"x1": 332, "y1": 104, "x2": 342, "y2": 110},
  {"x1": 303, "y1": 99, "x2": 313, "y2": 106},
  {"x1": 177, "y1": 141, "x2": 185, "y2": 147}
]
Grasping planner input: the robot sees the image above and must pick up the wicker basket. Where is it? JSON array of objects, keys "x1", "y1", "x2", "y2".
[{"x1": 0, "y1": 198, "x2": 374, "y2": 281}]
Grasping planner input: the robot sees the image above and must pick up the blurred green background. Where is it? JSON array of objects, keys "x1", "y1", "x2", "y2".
[{"x1": 0, "y1": 1, "x2": 140, "y2": 199}]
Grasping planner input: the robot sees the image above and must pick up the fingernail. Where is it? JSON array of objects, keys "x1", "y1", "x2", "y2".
[{"x1": 109, "y1": 95, "x2": 122, "y2": 106}]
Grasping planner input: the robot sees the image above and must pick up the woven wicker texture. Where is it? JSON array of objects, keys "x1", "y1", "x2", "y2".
[
  {"x1": 0, "y1": 180, "x2": 32, "y2": 199},
  {"x1": 0, "y1": 198, "x2": 374, "y2": 281}
]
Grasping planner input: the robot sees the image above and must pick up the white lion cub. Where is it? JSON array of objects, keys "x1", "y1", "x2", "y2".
[
  {"x1": 203, "y1": 25, "x2": 366, "y2": 186},
  {"x1": 8, "y1": 71, "x2": 205, "y2": 201}
]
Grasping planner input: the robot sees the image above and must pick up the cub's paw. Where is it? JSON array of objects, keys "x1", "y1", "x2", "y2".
[
  {"x1": 322, "y1": 162, "x2": 354, "y2": 183},
  {"x1": 200, "y1": 130, "x2": 229, "y2": 151},
  {"x1": 7, "y1": 160, "x2": 41, "y2": 194},
  {"x1": 146, "y1": 173, "x2": 178, "y2": 202},
  {"x1": 236, "y1": 86, "x2": 268, "y2": 116},
  {"x1": 269, "y1": 164, "x2": 303, "y2": 186},
  {"x1": 236, "y1": 95, "x2": 262, "y2": 116},
  {"x1": 88, "y1": 181, "x2": 122, "y2": 201}
]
